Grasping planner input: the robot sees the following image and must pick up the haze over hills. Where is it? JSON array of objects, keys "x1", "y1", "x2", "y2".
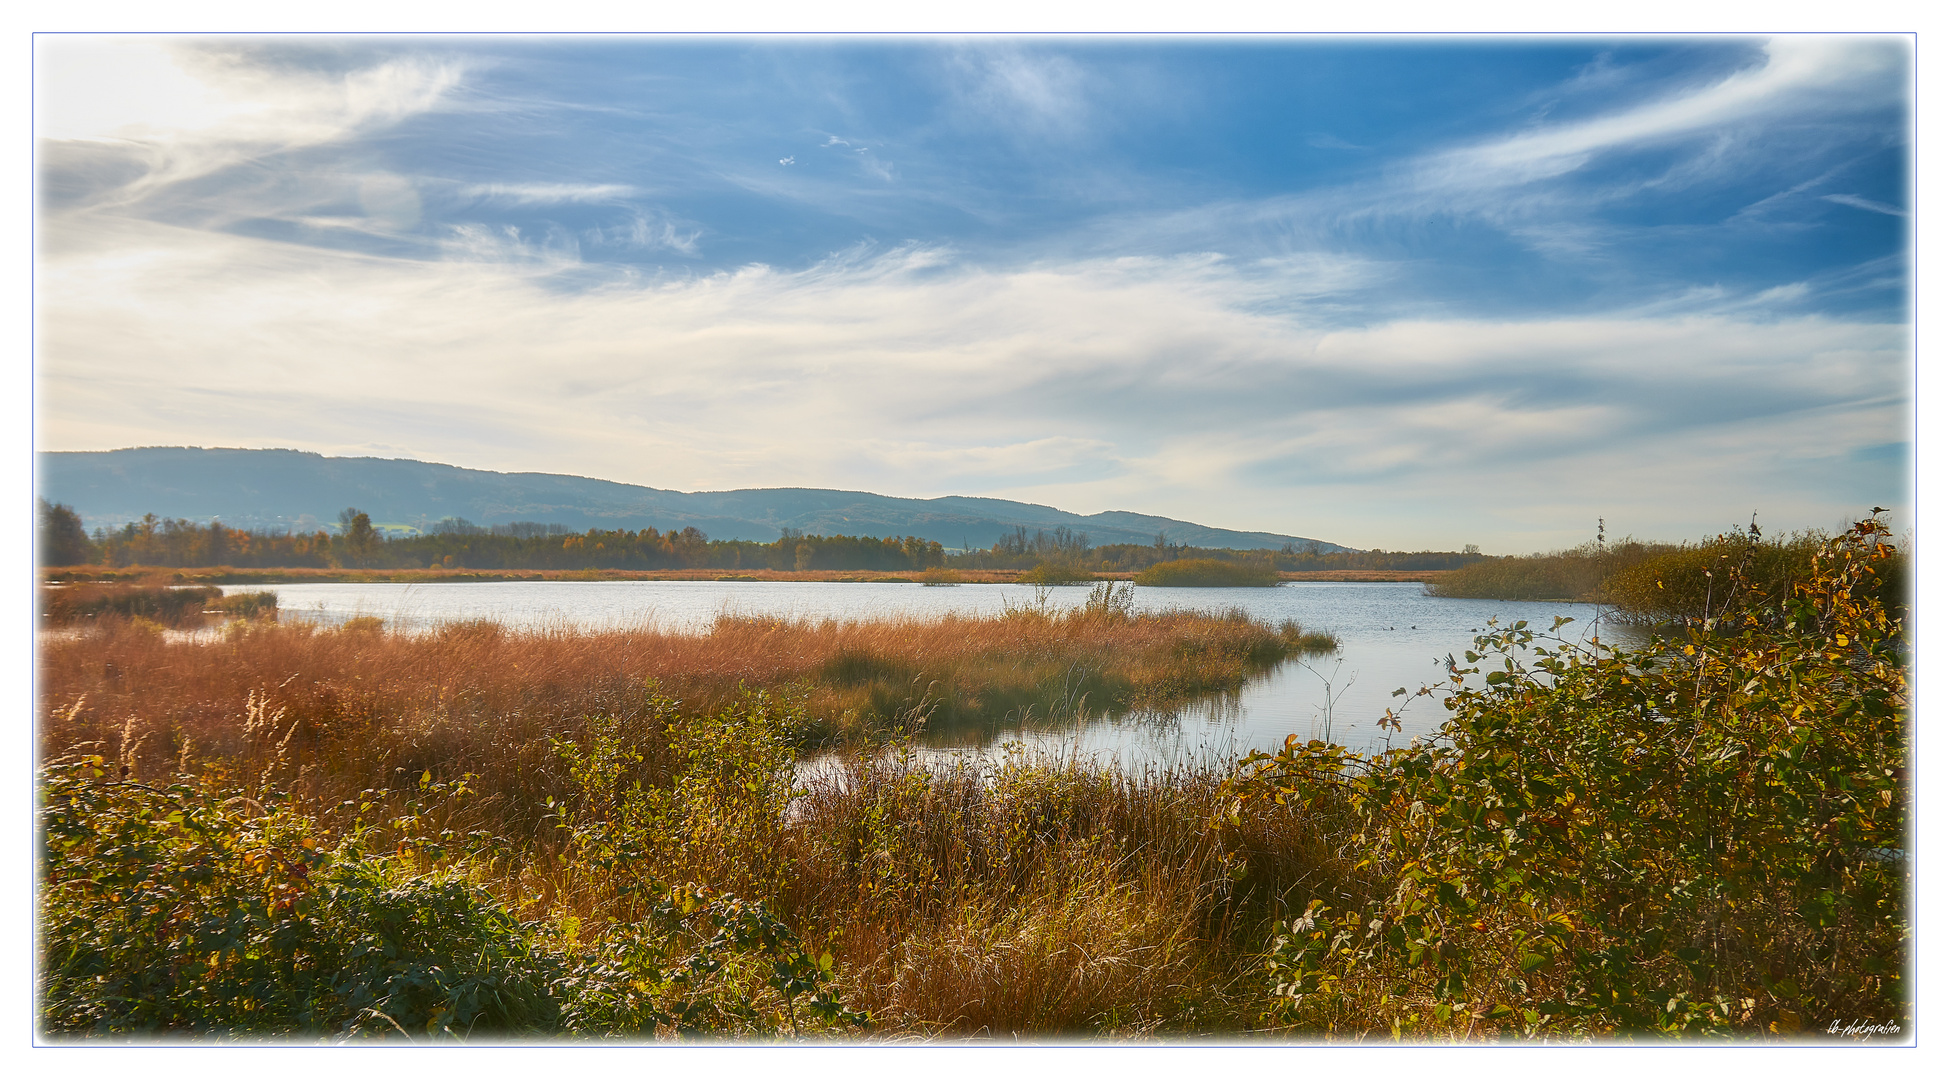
[{"x1": 38, "y1": 448, "x2": 1350, "y2": 554}]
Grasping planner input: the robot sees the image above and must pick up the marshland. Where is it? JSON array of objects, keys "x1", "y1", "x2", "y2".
[
  {"x1": 35, "y1": 33, "x2": 1913, "y2": 1049},
  {"x1": 36, "y1": 516, "x2": 1910, "y2": 1041}
]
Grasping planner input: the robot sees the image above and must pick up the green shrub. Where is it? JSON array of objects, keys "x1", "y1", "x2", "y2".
[
  {"x1": 39, "y1": 722, "x2": 862, "y2": 1041},
  {"x1": 38, "y1": 760, "x2": 559, "y2": 1039},
  {"x1": 546, "y1": 689, "x2": 868, "y2": 1037},
  {"x1": 1135, "y1": 558, "x2": 1279, "y2": 587},
  {"x1": 553, "y1": 885, "x2": 867, "y2": 1038},
  {"x1": 1241, "y1": 516, "x2": 1909, "y2": 1039}
]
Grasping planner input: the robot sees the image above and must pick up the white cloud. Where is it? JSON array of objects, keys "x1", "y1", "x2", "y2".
[
  {"x1": 1424, "y1": 37, "x2": 1906, "y2": 190},
  {"x1": 34, "y1": 38, "x2": 468, "y2": 252},
  {"x1": 1106, "y1": 36, "x2": 1904, "y2": 268},
  {"x1": 1821, "y1": 193, "x2": 1906, "y2": 217},
  {"x1": 951, "y1": 48, "x2": 1093, "y2": 140},
  {"x1": 584, "y1": 214, "x2": 702, "y2": 256},
  {"x1": 458, "y1": 183, "x2": 637, "y2": 204},
  {"x1": 34, "y1": 222, "x2": 1908, "y2": 552},
  {"x1": 36, "y1": 37, "x2": 466, "y2": 195}
]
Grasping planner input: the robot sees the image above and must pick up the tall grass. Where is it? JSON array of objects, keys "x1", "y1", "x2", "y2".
[
  {"x1": 1429, "y1": 525, "x2": 1908, "y2": 627},
  {"x1": 39, "y1": 577, "x2": 223, "y2": 625},
  {"x1": 1135, "y1": 559, "x2": 1280, "y2": 588},
  {"x1": 38, "y1": 607, "x2": 1350, "y2": 1040},
  {"x1": 38, "y1": 607, "x2": 1332, "y2": 840},
  {"x1": 1422, "y1": 540, "x2": 1632, "y2": 602},
  {"x1": 1019, "y1": 560, "x2": 1096, "y2": 585},
  {"x1": 779, "y1": 747, "x2": 1347, "y2": 1035}
]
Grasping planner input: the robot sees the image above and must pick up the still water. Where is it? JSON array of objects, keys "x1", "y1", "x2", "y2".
[{"x1": 233, "y1": 580, "x2": 1610, "y2": 762}]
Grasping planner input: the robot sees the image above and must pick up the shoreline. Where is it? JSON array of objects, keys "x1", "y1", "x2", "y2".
[{"x1": 42, "y1": 565, "x2": 1455, "y2": 586}]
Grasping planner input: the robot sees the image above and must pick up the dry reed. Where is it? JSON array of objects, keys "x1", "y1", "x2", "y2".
[{"x1": 36, "y1": 607, "x2": 1348, "y2": 1038}]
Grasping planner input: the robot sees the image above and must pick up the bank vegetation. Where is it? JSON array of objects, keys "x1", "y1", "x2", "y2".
[{"x1": 36, "y1": 518, "x2": 1905, "y2": 1042}]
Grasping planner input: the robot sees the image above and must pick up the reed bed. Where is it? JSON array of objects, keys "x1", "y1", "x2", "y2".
[
  {"x1": 1135, "y1": 558, "x2": 1280, "y2": 588},
  {"x1": 39, "y1": 606, "x2": 1325, "y2": 788},
  {"x1": 38, "y1": 576, "x2": 224, "y2": 625},
  {"x1": 782, "y1": 747, "x2": 1364, "y2": 1035},
  {"x1": 37, "y1": 606, "x2": 1350, "y2": 1040}
]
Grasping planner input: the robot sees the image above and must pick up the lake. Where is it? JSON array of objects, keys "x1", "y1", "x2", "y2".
[{"x1": 232, "y1": 579, "x2": 1612, "y2": 762}]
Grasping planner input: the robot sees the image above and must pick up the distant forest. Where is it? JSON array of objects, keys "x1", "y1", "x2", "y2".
[{"x1": 37, "y1": 500, "x2": 1484, "y2": 574}]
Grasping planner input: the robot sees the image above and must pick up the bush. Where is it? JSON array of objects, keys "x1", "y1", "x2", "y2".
[
  {"x1": 38, "y1": 760, "x2": 559, "y2": 1039},
  {"x1": 1240, "y1": 516, "x2": 1909, "y2": 1039},
  {"x1": 1135, "y1": 558, "x2": 1279, "y2": 587},
  {"x1": 38, "y1": 733, "x2": 862, "y2": 1041},
  {"x1": 545, "y1": 689, "x2": 868, "y2": 1037}
]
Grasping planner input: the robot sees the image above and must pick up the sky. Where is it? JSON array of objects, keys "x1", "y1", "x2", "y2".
[{"x1": 32, "y1": 34, "x2": 1913, "y2": 553}]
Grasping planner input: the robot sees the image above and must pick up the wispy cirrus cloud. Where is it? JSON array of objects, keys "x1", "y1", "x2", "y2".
[
  {"x1": 1821, "y1": 193, "x2": 1907, "y2": 217},
  {"x1": 948, "y1": 47, "x2": 1095, "y2": 141},
  {"x1": 37, "y1": 38, "x2": 468, "y2": 199},
  {"x1": 1421, "y1": 37, "x2": 1905, "y2": 191},
  {"x1": 458, "y1": 182, "x2": 639, "y2": 204}
]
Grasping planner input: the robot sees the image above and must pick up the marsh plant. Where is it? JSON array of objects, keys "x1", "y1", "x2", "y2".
[
  {"x1": 1239, "y1": 516, "x2": 1908, "y2": 1039},
  {"x1": 36, "y1": 516, "x2": 1903, "y2": 1041}
]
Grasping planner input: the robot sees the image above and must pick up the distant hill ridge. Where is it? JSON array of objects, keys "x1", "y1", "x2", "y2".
[{"x1": 37, "y1": 447, "x2": 1349, "y2": 553}]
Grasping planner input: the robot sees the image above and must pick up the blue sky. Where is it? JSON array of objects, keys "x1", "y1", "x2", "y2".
[{"x1": 34, "y1": 35, "x2": 1911, "y2": 551}]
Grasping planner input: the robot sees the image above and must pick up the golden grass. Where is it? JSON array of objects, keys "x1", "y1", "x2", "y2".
[
  {"x1": 1136, "y1": 559, "x2": 1279, "y2": 588},
  {"x1": 777, "y1": 748, "x2": 1347, "y2": 1036},
  {"x1": 39, "y1": 608, "x2": 1318, "y2": 829},
  {"x1": 36, "y1": 607, "x2": 1348, "y2": 1039},
  {"x1": 38, "y1": 576, "x2": 222, "y2": 625}
]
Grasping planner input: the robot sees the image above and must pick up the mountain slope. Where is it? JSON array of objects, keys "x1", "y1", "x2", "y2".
[{"x1": 37, "y1": 447, "x2": 1348, "y2": 553}]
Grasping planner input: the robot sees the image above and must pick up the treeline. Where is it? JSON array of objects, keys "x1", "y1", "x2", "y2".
[
  {"x1": 39, "y1": 501, "x2": 946, "y2": 574},
  {"x1": 946, "y1": 525, "x2": 1485, "y2": 574},
  {"x1": 40, "y1": 500, "x2": 1485, "y2": 575}
]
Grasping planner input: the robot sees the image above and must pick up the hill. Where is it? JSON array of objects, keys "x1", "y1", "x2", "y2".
[{"x1": 38, "y1": 447, "x2": 1347, "y2": 553}]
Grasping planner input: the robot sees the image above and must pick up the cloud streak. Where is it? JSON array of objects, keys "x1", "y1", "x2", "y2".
[
  {"x1": 459, "y1": 182, "x2": 638, "y2": 204},
  {"x1": 38, "y1": 39, "x2": 467, "y2": 203},
  {"x1": 1422, "y1": 37, "x2": 1906, "y2": 191}
]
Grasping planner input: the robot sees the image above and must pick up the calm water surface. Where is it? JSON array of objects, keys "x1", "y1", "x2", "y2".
[{"x1": 235, "y1": 580, "x2": 1613, "y2": 761}]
